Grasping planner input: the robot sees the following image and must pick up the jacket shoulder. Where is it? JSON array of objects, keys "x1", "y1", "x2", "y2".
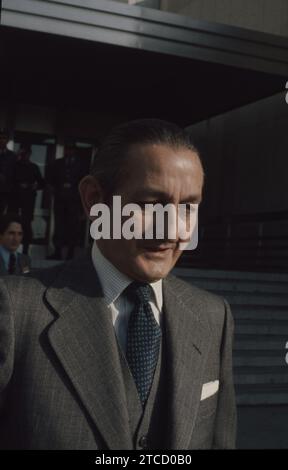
[
  {"x1": 166, "y1": 272, "x2": 226, "y2": 306},
  {"x1": 0, "y1": 262, "x2": 66, "y2": 303},
  {"x1": 165, "y1": 272, "x2": 230, "y2": 328}
]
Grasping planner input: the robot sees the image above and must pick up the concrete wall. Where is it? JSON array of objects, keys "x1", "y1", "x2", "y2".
[
  {"x1": 187, "y1": 92, "x2": 288, "y2": 219},
  {"x1": 160, "y1": 0, "x2": 288, "y2": 37}
]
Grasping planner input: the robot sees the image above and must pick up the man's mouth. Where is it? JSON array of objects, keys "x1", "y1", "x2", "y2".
[{"x1": 143, "y1": 243, "x2": 176, "y2": 252}]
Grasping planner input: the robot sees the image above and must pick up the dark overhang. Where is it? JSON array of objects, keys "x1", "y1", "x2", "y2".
[
  {"x1": 1, "y1": 0, "x2": 287, "y2": 132},
  {"x1": 2, "y1": 0, "x2": 288, "y2": 76}
]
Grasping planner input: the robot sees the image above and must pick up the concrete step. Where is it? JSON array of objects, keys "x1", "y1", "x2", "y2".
[
  {"x1": 172, "y1": 276, "x2": 288, "y2": 305},
  {"x1": 173, "y1": 267, "x2": 288, "y2": 283},
  {"x1": 173, "y1": 268, "x2": 288, "y2": 405},
  {"x1": 231, "y1": 305, "x2": 288, "y2": 321},
  {"x1": 234, "y1": 334, "x2": 288, "y2": 350},
  {"x1": 233, "y1": 350, "x2": 287, "y2": 367},
  {"x1": 221, "y1": 291, "x2": 288, "y2": 307},
  {"x1": 235, "y1": 319, "x2": 288, "y2": 335},
  {"x1": 185, "y1": 255, "x2": 288, "y2": 264},
  {"x1": 234, "y1": 366, "x2": 288, "y2": 385},
  {"x1": 236, "y1": 405, "x2": 288, "y2": 449},
  {"x1": 182, "y1": 279, "x2": 288, "y2": 295},
  {"x1": 236, "y1": 384, "x2": 288, "y2": 405}
]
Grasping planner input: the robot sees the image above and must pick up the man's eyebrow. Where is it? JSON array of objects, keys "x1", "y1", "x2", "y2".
[
  {"x1": 180, "y1": 195, "x2": 202, "y2": 204},
  {"x1": 132, "y1": 189, "x2": 202, "y2": 203}
]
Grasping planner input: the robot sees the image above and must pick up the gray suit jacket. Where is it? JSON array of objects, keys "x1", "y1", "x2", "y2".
[{"x1": 0, "y1": 253, "x2": 236, "y2": 449}]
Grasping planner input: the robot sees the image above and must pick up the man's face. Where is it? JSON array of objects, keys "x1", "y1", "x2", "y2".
[
  {"x1": 97, "y1": 144, "x2": 204, "y2": 282},
  {"x1": 0, "y1": 223, "x2": 23, "y2": 252}
]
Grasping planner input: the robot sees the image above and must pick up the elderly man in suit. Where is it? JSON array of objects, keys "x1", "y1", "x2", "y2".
[
  {"x1": 0, "y1": 213, "x2": 31, "y2": 276},
  {"x1": 0, "y1": 119, "x2": 236, "y2": 450}
]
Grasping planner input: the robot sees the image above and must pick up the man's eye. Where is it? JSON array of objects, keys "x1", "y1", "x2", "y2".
[
  {"x1": 185, "y1": 204, "x2": 197, "y2": 212},
  {"x1": 135, "y1": 202, "x2": 148, "y2": 209}
]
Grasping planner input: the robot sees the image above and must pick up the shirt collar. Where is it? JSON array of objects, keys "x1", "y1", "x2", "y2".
[{"x1": 91, "y1": 241, "x2": 163, "y2": 310}]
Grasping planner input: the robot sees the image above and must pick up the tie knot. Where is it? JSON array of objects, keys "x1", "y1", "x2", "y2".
[{"x1": 125, "y1": 281, "x2": 152, "y2": 304}]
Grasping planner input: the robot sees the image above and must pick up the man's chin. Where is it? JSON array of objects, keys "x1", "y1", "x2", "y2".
[{"x1": 131, "y1": 254, "x2": 174, "y2": 283}]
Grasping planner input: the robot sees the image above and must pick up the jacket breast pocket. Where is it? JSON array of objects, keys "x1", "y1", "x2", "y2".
[{"x1": 198, "y1": 391, "x2": 219, "y2": 419}]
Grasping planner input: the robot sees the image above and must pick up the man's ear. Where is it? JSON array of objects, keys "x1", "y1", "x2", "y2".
[{"x1": 78, "y1": 175, "x2": 103, "y2": 219}]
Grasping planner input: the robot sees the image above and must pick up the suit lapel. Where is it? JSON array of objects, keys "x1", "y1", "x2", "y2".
[
  {"x1": 45, "y1": 254, "x2": 133, "y2": 450},
  {"x1": 163, "y1": 275, "x2": 212, "y2": 449}
]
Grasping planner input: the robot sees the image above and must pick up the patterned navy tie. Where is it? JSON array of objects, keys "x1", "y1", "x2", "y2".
[
  {"x1": 125, "y1": 281, "x2": 162, "y2": 406},
  {"x1": 8, "y1": 253, "x2": 16, "y2": 275}
]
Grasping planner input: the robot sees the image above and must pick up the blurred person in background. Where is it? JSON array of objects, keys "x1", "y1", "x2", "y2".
[
  {"x1": 0, "y1": 213, "x2": 31, "y2": 275},
  {"x1": 47, "y1": 141, "x2": 88, "y2": 260},
  {"x1": 0, "y1": 129, "x2": 17, "y2": 215},
  {"x1": 14, "y1": 144, "x2": 44, "y2": 255}
]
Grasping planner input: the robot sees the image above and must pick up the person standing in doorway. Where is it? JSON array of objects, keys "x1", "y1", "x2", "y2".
[
  {"x1": 0, "y1": 129, "x2": 17, "y2": 215},
  {"x1": 47, "y1": 141, "x2": 88, "y2": 260},
  {"x1": 14, "y1": 144, "x2": 44, "y2": 255}
]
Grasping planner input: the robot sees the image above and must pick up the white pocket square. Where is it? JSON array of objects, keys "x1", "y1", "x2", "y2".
[{"x1": 201, "y1": 380, "x2": 219, "y2": 401}]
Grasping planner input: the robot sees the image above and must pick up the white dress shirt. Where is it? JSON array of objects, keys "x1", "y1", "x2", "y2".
[{"x1": 91, "y1": 241, "x2": 163, "y2": 353}]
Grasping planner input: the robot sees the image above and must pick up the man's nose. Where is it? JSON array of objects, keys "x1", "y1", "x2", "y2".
[
  {"x1": 162, "y1": 211, "x2": 179, "y2": 242},
  {"x1": 157, "y1": 206, "x2": 185, "y2": 242},
  {"x1": 164, "y1": 205, "x2": 198, "y2": 242}
]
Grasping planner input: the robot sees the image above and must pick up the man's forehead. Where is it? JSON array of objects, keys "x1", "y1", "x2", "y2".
[
  {"x1": 7, "y1": 223, "x2": 23, "y2": 232},
  {"x1": 126, "y1": 145, "x2": 202, "y2": 179},
  {"x1": 128, "y1": 142, "x2": 198, "y2": 161}
]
